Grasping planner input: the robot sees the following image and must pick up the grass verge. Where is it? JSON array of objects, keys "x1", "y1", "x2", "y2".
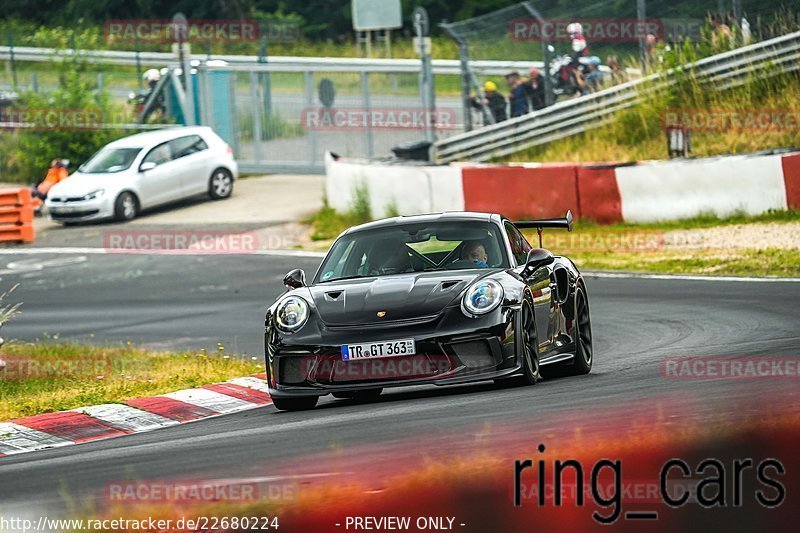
[{"x1": 0, "y1": 343, "x2": 263, "y2": 421}]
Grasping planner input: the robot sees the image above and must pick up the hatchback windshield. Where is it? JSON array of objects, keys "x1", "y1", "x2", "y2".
[
  {"x1": 316, "y1": 221, "x2": 508, "y2": 283},
  {"x1": 80, "y1": 147, "x2": 141, "y2": 174}
]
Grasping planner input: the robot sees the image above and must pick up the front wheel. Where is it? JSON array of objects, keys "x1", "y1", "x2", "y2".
[
  {"x1": 114, "y1": 192, "x2": 138, "y2": 221},
  {"x1": 272, "y1": 396, "x2": 318, "y2": 412},
  {"x1": 497, "y1": 301, "x2": 540, "y2": 387},
  {"x1": 209, "y1": 168, "x2": 233, "y2": 200}
]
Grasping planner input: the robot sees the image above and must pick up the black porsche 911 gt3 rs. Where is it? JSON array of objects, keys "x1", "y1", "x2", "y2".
[{"x1": 264, "y1": 210, "x2": 592, "y2": 411}]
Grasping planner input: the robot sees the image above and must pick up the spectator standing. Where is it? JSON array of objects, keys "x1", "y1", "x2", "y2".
[
  {"x1": 524, "y1": 67, "x2": 546, "y2": 111},
  {"x1": 606, "y1": 56, "x2": 628, "y2": 86},
  {"x1": 471, "y1": 81, "x2": 507, "y2": 124},
  {"x1": 505, "y1": 71, "x2": 529, "y2": 118}
]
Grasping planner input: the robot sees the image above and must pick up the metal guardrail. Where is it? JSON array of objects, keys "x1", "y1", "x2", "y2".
[
  {"x1": 0, "y1": 45, "x2": 548, "y2": 76},
  {"x1": 433, "y1": 31, "x2": 800, "y2": 163}
]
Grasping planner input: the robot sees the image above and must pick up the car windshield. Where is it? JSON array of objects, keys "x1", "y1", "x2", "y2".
[
  {"x1": 315, "y1": 220, "x2": 508, "y2": 283},
  {"x1": 79, "y1": 147, "x2": 141, "y2": 174}
]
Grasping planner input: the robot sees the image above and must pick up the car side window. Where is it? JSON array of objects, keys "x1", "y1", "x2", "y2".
[
  {"x1": 505, "y1": 222, "x2": 533, "y2": 266},
  {"x1": 142, "y1": 142, "x2": 173, "y2": 166},
  {"x1": 169, "y1": 135, "x2": 208, "y2": 160}
]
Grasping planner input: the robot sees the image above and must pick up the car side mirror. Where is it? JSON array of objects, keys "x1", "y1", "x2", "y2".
[
  {"x1": 522, "y1": 248, "x2": 554, "y2": 276},
  {"x1": 283, "y1": 269, "x2": 306, "y2": 289},
  {"x1": 139, "y1": 161, "x2": 156, "y2": 172}
]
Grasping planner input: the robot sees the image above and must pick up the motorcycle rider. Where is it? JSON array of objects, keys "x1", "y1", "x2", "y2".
[
  {"x1": 567, "y1": 22, "x2": 589, "y2": 59},
  {"x1": 564, "y1": 22, "x2": 589, "y2": 95}
]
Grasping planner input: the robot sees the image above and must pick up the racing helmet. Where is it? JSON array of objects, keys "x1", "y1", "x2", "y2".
[
  {"x1": 567, "y1": 22, "x2": 583, "y2": 38},
  {"x1": 143, "y1": 69, "x2": 161, "y2": 84}
]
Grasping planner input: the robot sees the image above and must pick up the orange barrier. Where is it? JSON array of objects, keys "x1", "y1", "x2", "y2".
[{"x1": 0, "y1": 188, "x2": 36, "y2": 243}]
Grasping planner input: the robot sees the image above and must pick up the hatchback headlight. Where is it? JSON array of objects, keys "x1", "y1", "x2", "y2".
[
  {"x1": 462, "y1": 279, "x2": 504, "y2": 316},
  {"x1": 82, "y1": 189, "x2": 105, "y2": 201},
  {"x1": 275, "y1": 296, "x2": 310, "y2": 331}
]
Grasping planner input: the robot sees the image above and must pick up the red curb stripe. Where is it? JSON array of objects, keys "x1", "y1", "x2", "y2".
[
  {"x1": 126, "y1": 396, "x2": 219, "y2": 422},
  {"x1": 781, "y1": 153, "x2": 800, "y2": 210},
  {"x1": 12, "y1": 412, "x2": 131, "y2": 443},
  {"x1": 462, "y1": 166, "x2": 580, "y2": 220},
  {"x1": 576, "y1": 166, "x2": 623, "y2": 223},
  {"x1": 202, "y1": 383, "x2": 272, "y2": 405},
  {"x1": 251, "y1": 373, "x2": 267, "y2": 380}
]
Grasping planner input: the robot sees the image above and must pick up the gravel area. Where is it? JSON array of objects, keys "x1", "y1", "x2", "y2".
[{"x1": 664, "y1": 222, "x2": 800, "y2": 250}]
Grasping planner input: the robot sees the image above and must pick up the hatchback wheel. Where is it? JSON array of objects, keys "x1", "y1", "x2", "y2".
[
  {"x1": 114, "y1": 192, "x2": 138, "y2": 221},
  {"x1": 209, "y1": 168, "x2": 233, "y2": 200}
]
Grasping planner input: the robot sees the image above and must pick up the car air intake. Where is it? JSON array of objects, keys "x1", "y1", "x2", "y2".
[{"x1": 450, "y1": 339, "x2": 495, "y2": 369}]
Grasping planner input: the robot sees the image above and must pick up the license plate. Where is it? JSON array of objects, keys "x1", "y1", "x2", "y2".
[
  {"x1": 341, "y1": 339, "x2": 416, "y2": 361},
  {"x1": 51, "y1": 205, "x2": 77, "y2": 213}
]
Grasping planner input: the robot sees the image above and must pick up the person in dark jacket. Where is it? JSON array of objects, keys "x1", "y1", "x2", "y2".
[
  {"x1": 505, "y1": 71, "x2": 529, "y2": 118},
  {"x1": 471, "y1": 80, "x2": 507, "y2": 124},
  {"x1": 524, "y1": 67, "x2": 546, "y2": 111}
]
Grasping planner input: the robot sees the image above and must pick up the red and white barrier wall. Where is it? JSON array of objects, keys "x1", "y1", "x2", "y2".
[{"x1": 325, "y1": 151, "x2": 800, "y2": 223}]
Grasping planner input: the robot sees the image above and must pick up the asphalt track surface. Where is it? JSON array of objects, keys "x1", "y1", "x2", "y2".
[{"x1": 1, "y1": 251, "x2": 799, "y2": 522}]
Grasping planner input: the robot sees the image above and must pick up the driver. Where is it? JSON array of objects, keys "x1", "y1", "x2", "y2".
[{"x1": 462, "y1": 241, "x2": 489, "y2": 268}]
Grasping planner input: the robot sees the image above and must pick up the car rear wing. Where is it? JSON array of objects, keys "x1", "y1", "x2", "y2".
[{"x1": 513, "y1": 210, "x2": 574, "y2": 247}]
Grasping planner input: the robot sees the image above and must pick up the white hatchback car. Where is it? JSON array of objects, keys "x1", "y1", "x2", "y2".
[{"x1": 46, "y1": 126, "x2": 238, "y2": 223}]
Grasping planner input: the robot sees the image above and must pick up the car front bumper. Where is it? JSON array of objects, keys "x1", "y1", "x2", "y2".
[
  {"x1": 46, "y1": 196, "x2": 114, "y2": 222},
  {"x1": 266, "y1": 305, "x2": 523, "y2": 398}
]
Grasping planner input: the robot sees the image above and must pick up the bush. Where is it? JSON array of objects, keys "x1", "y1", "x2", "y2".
[{"x1": 1, "y1": 28, "x2": 126, "y2": 181}]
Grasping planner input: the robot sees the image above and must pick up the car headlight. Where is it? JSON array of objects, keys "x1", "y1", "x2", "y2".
[
  {"x1": 275, "y1": 296, "x2": 310, "y2": 331},
  {"x1": 462, "y1": 279, "x2": 504, "y2": 316},
  {"x1": 82, "y1": 189, "x2": 105, "y2": 201}
]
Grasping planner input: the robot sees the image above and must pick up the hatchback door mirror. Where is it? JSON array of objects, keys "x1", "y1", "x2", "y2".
[
  {"x1": 522, "y1": 248, "x2": 554, "y2": 276},
  {"x1": 283, "y1": 269, "x2": 306, "y2": 289},
  {"x1": 139, "y1": 161, "x2": 156, "y2": 172}
]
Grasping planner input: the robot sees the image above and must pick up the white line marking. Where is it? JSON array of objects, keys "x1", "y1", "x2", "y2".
[
  {"x1": 585, "y1": 271, "x2": 800, "y2": 283},
  {"x1": 0, "y1": 247, "x2": 326, "y2": 258}
]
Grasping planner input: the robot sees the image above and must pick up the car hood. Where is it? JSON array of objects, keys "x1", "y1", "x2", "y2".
[
  {"x1": 309, "y1": 270, "x2": 495, "y2": 326},
  {"x1": 48, "y1": 172, "x2": 123, "y2": 198}
]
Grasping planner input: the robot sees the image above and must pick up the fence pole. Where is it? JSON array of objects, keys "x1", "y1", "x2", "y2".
[
  {"x1": 638, "y1": 0, "x2": 647, "y2": 72},
  {"x1": 7, "y1": 32, "x2": 18, "y2": 89},
  {"x1": 361, "y1": 71, "x2": 374, "y2": 158},
  {"x1": 135, "y1": 35, "x2": 143, "y2": 91},
  {"x1": 305, "y1": 71, "x2": 317, "y2": 164},
  {"x1": 249, "y1": 71, "x2": 263, "y2": 164}
]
